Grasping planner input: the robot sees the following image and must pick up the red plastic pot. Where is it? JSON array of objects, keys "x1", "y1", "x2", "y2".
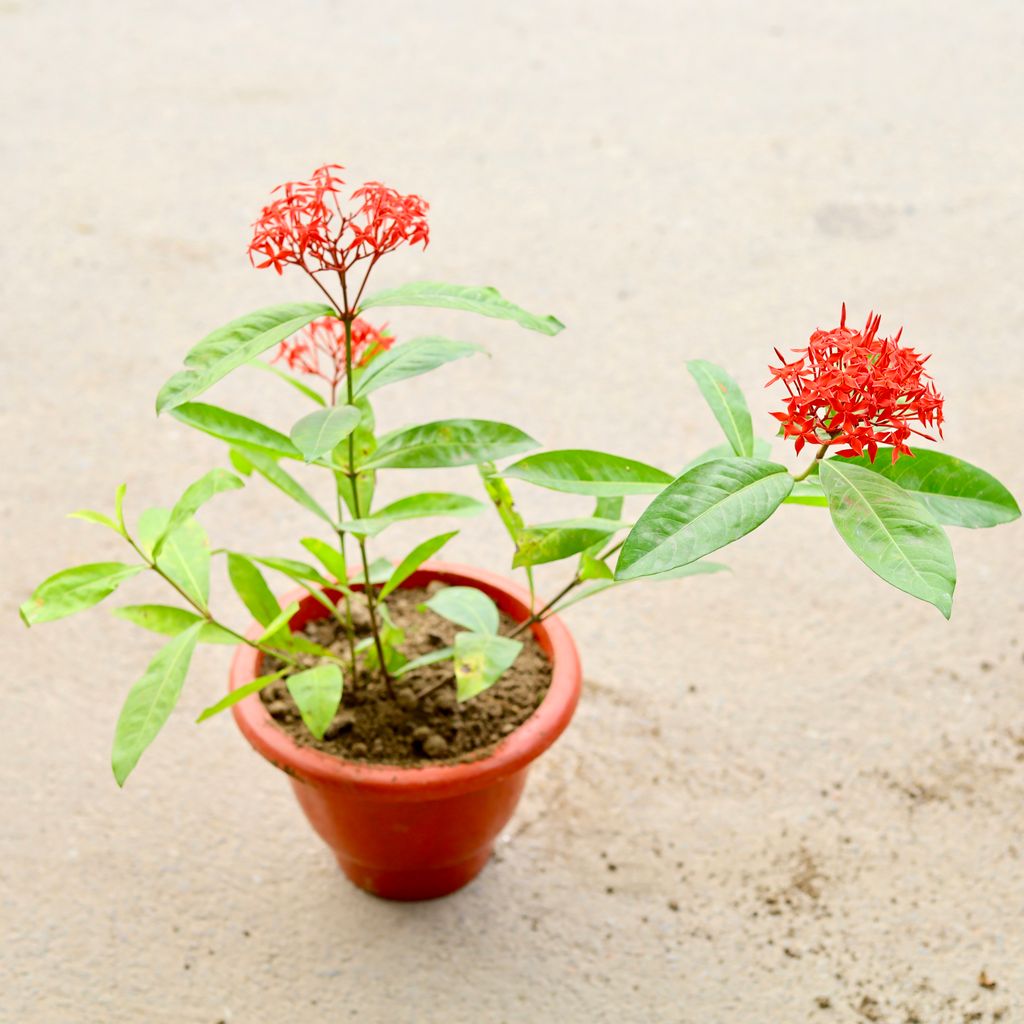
[{"x1": 230, "y1": 561, "x2": 582, "y2": 901}]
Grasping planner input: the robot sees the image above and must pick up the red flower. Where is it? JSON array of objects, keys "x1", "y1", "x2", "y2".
[
  {"x1": 274, "y1": 316, "x2": 394, "y2": 387},
  {"x1": 767, "y1": 306, "x2": 944, "y2": 463},
  {"x1": 248, "y1": 165, "x2": 429, "y2": 276}
]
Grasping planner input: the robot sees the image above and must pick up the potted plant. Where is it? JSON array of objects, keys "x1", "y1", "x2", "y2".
[{"x1": 21, "y1": 164, "x2": 1019, "y2": 901}]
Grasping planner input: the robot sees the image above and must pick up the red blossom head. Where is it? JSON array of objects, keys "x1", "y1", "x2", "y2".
[
  {"x1": 767, "y1": 306, "x2": 944, "y2": 463},
  {"x1": 248, "y1": 165, "x2": 429, "y2": 276},
  {"x1": 274, "y1": 316, "x2": 394, "y2": 387}
]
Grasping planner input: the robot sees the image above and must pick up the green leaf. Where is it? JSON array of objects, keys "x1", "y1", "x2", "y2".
[
  {"x1": 156, "y1": 517, "x2": 212, "y2": 609},
  {"x1": 335, "y1": 398, "x2": 377, "y2": 516},
  {"x1": 301, "y1": 537, "x2": 347, "y2": 583},
  {"x1": 111, "y1": 623, "x2": 203, "y2": 785},
  {"x1": 359, "y1": 557, "x2": 394, "y2": 586},
  {"x1": 68, "y1": 509, "x2": 121, "y2": 532},
  {"x1": 156, "y1": 303, "x2": 333, "y2": 413},
  {"x1": 114, "y1": 483, "x2": 127, "y2": 534},
  {"x1": 256, "y1": 601, "x2": 301, "y2": 644},
  {"x1": 503, "y1": 450, "x2": 672, "y2": 496},
  {"x1": 784, "y1": 478, "x2": 828, "y2": 507},
  {"x1": 353, "y1": 337, "x2": 485, "y2": 398},
  {"x1": 379, "y1": 531, "x2": 459, "y2": 600},
  {"x1": 172, "y1": 402, "x2": 303, "y2": 459},
  {"x1": 579, "y1": 552, "x2": 614, "y2": 580},
  {"x1": 20, "y1": 562, "x2": 145, "y2": 626},
  {"x1": 196, "y1": 668, "x2": 288, "y2": 722},
  {"x1": 616, "y1": 459, "x2": 793, "y2": 580},
  {"x1": 681, "y1": 438, "x2": 772, "y2": 473},
  {"x1": 226, "y1": 553, "x2": 280, "y2": 627},
  {"x1": 818, "y1": 460, "x2": 957, "y2": 618},
  {"x1": 836, "y1": 449, "x2": 1021, "y2": 529},
  {"x1": 359, "y1": 281, "x2": 564, "y2": 336},
  {"x1": 392, "y1": 646, "x2": 455, "y2": 677},
  {"x1": 425, "y1": 586, "x2": 500, "y2": 634},
  {"x1": 365, "y1": 419, "x2": 538, "y2": 470},
  {"x1": 513, "y1": 517, "x2": 627, "y2": 568},
  {"x1": 453, "y1": 632, "x2": 522, "y2": 701},
  {"x1": 114, "y1": 604, "x2": 236, "y2": 644},
  {"x1": 240, "y1": 554, "x2": 332, "y2": 589},
  {"x1": 687, "y1": 360, "x2": 755, "y2": 457},
  {"x1": 249, "y1": 358, "x2": 326, "y2": 405},
  {"x1": 338, "y1": 492, "x2": 485, "y2": 537},
  {"x1": 229, "y1": 448, "x2": 334, "y2": 525},
  {"x1": 287, "y1": 664, "x2": 344, "y2": 740},
  {"x1": 289, "y1": 404, "x2": 362, "y2": 463},
  {"x1": 154, "y1": 469, "x2": 243, "y2": 556}
]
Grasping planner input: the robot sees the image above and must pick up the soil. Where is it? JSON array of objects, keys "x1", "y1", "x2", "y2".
[{"x1": 258, "y1": 583, "x2": 553, "y2": 766}]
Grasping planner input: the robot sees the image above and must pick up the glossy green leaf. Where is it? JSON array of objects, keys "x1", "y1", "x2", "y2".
[
  {"x1": 453, "y1": 632, "x2": 522, "y2": 702},
  {"x1": 20, "y1": 562, "x2": 145, "y2": 626},
  {"x1": 836, "y1": 449, "x2": 1021, "y2": 528},
  {"x1": 579, "y1": 552, "x2": 614, "y2": 580},
  {"x1": 156, "y1": 517, "x2": 212, "y2": 609},
  {"x1": 687, "y1": 360, "x2": 754, "y2": 457},
  {"x1": 819, "y1": 460, "x2": 957, "y2": 618},
  {"x1": 513, "y1": 517, "x2": 627, "y2": 568},
  {"x1": 154, "y1": 469, "x2": 243, "y2": 556},
  {"x1": 503, "y1": 450, "x2": 672, "y2": 496},
  {"x1": 287, "y1": 664, "x2": 344, "y2": 740},
  {"x1": 156, "y1": 303, "x2": 332, "y2": 413},
  {"x1": 681, "y1": 438, "x2": 772, "y2": 474},
  {"x1": 172, "y1": 402, "x2": 303, "y2": 459},
  {"x1": 364, "y1": 419, "x2": 538, "y2": 471},
  {"x1": 289, "y1": 404, "x2": 362, "y2": 463},
  {"x1": 226, "y1": 553, "x2": 280, "y2": 627},
  {"x1": 256, "y1": 601, "x2": 301, "y2": 644},
  {"x1": 335, "y1": 398, "x2": 377, "y2": 516},
  {"x1": 353, "y1": 337, "x2": 485, "y2": 398},
  {"x1": 111, "y1": 622, "x2": 203, "y2": 785},
  {"x1": 425, "y1": 586, "x2": 500, "y2": 634},
  {"x1": 229, "y1": 448, "x2": 334, "y2": 525},
  {"x1": 785, "y1": 478, "x2": 828, "y2": 507},
  {"x1": 616, "y1": 459, "x2": 792, "y2": 580},
  {"x1": 68, "y1": 509, "x2": 121, "y2": 532},
  {"x1": 379, "y1": 531, "x2": 459, "y2": 600},
  {"x1": 359, "y1": 281, "x2": 563, "y2": 336},
  {"x1": 249, "y1": 358, "x2": 326, "y2": 405},
  {"x1": 240, "y1": 554, "x2": 332, "y2": 589},
  {"x1": 393, "y1": 646, "x2": 455, "y2": 677},
  {"x1": 300, "y1": 538, "x2": 347, "y2": 583},
  {"x1": 196, "y1": 668, "x2": 288, "y2": 722},
  {"x1": 339, "y1": 492, "x2": 485, "y2": 536},
  {"x1": 114, "y1": 604, "x2": 236, "y2": 644}
]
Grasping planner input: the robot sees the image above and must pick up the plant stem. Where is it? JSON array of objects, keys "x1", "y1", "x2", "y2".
[
  {"x1": 507, "y1": 538, "x2": 626, "y2": 639},
  {"x1": 790, "y1": 441, "x2": 831, "y2": 483}
]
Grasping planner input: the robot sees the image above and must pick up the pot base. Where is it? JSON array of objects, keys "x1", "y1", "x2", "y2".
[{"x1": 336, "y1": 847, "x2": 492, "y2": 901}]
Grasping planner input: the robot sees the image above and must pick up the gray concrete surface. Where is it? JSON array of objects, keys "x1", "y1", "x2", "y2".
[{"x1": 3, "y1": 1, "x2": 1024, "y2": 1021}]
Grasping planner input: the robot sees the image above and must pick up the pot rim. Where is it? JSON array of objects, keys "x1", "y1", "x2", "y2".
[{"x1": 230, "y1": 560, "x2": 582, "y2": 799}]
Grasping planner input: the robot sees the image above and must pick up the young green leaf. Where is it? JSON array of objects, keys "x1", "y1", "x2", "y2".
[
  {"x1": 513, "y1": 518, "x2": 627, "y2": 568},
  {"x1": 153, "y1": 469, "x2": 243, "y2": 557},
  {"x1": 229, "y1": 448, "x2": 334, "y2": 525},
  {"x1": 578, "y1": 552, "x2": 614, "y2": 580},
  {"x1": 358, "y1": 557, "x2": 395, "y2": 586},
  {"x1": 338, "y1": 492, "x2": 485, "y2": 536},
  {"x1": 289, "y1": 404, "x2": 362, "y2": 463},
  {"x1": 196, "y1": 668, "x2": 289, "y2": 722},
  {"x1": 256, "y1": 601, "x2": 301, "y2": 644},
  {"x1": 818, "y1": 460, "x2": 957, "y2": 618},
  {"x1": 20, "y1": 562, "x2": 145, "y2": 626},
  {"x1": 301, "y1": 537, "x2": 347, "y2": 583},
  {"x1": 424, "y1": 586, "x2": 500, "y2": 634},
  {"x1": 68, "y1": 509, "x2": 121, "y2": 533},
  {"x1": 287, "y1": 664, "x2": 344, "y2": 740},
  {"x1": 687, "y1": 360, "x2": 755, "y2": 458},
  {"x1": 111, "y1": 622, "x2": 203, "y2": 785},
  {"x1": 379, "y1": 531, "x2": 459, "y2": 600},
  {"x1": 616, "y1": 459, "x2": 793, "y2": 580},
  {"x1": 364, "y1": 419, "x2": 538, "y2": 470},
  {"x1": 156, "y1": 518, "x2": 212, "y2": 609},
  {"x1": 502, "y1": 450, "x2": 673, "y2": 496},
  {"x1": 836, "y1": 449, "x2": 1021, "y2": 529},
  {"x1": 353, "y1": 337, "x2": 485, "y2": 398},
  {"x1": 156, "y1": 303, "x2": 333, "y2": 413},
  {"x1": 392, "y1": 646, "x2": 456, "y2": 677},
  {"x1": 172, "y1": 402, "x2": 303, "y2": 459},
  {"x1": 239, "y1": 554, "x2": 332, "y2": 589},
  {"x1": 335, "y1": 398, "x2": 377, "y2": 516},
  {"x1": 227, "y1": 553, "x2": 281, "y2": 627},
  {"x1": 359, "y1": 281, "x2": 564, "y2": 336},
  {"x1": 114, "y1": 604, "x2": 236, "y2": 644},
  {"x1": 114, "y1": 483, "x2": 128, "y2": 534},
  {"x1": 453, "y1": 632, "x2": 523, "y2": 702}
]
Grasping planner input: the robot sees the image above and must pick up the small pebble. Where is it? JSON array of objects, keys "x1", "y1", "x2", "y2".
[
  {"x1": 412, "y1": 725, "x2": 431, "y2": 742},
  {"x1": 423, "y1": 734, "x2": 449, "y2": 758},
  {"x1": 396, "y1": 688, "x2": 418, "y2": 711},
  {"x1": 350, "y1": 742, "x2": 368, "y2": 758}
]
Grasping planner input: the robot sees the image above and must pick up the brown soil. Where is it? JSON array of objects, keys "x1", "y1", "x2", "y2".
[{"x1": 258, "y1": 583, "x2": 553, "y2": 766}]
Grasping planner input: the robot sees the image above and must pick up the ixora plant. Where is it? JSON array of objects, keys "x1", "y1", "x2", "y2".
[{"x1": 21, "y1": 164, "x2": 1019, "y2": 900}]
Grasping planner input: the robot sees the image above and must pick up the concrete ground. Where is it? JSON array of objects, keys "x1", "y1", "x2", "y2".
[{"x1": 3, "y1": 1, "x2": 1023, "y2": 1021}]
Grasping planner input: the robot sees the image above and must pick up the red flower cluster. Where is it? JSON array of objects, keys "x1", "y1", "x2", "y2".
[
  {"x1": 249, "y1": 165, "x2": 429, "y2": 276},
  {"x1": 275, "y1": 316, "x2": 394, "y2": 388},
  {"x1": 767, "y1": 306, "x2": 944, "y2": 462}
]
